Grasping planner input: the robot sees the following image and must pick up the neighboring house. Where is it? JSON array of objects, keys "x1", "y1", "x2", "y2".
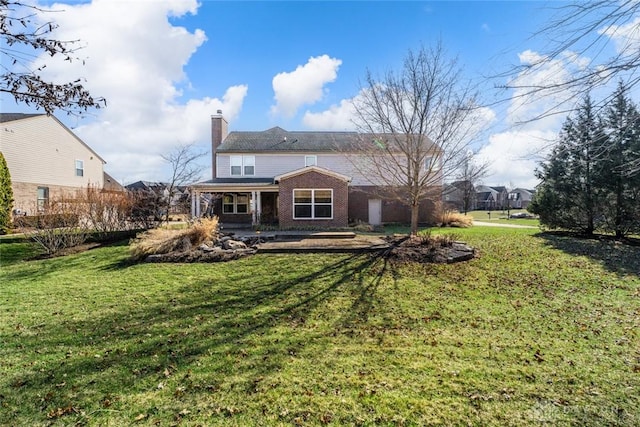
[
  {"x1": 125, "y1": 181, "x2": 190, "y2": 215},
  {"x1": 443, "y1": 180, "x2": 475, "y2": 212},
  {"x1": 475, "y1": 185, "x2": 511, "y2": 210},
  {"x1": 189, "y1": 112, "x2": 441, "y2": 228},
  {"x1": 508, "y1": 188, "x2": 535, "y2": 209},
  {"x1": 103, "y1": 171, "x2": 125, "y2": 193},
  {"x1": 476, "y1": 190, "x2": 496, "y2": 211},
  {"x1": 0, "y1": 113, "x2": 106, "y2": 215}
]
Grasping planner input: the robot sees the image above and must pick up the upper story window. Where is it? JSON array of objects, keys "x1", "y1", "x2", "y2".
[
  {"x1": 424, "y1": 156, "x2": 440, "y2": 172},
  {"x1": 75, "y1": 160, "x2": 84, "y2": 177},
  {"x1": 230, "y1": 155, "x2": 255, "y2": 176},
  {"x1": 305, "y1": 155, "x2": 317, "y2": 167}
]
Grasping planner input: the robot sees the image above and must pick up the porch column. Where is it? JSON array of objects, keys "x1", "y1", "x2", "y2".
[
  {"x1": 251, "y1": 191, "x2": 257, "y2": 225},
  {"x1": 191, "y1": 191, "x2": 197, "y2": 218},
  {"x1": 256, "y1": 191, "x2": 262, "y2": 225},
  {"x1": 195, "y1": 191, "x2": 201, "y2": 217}
]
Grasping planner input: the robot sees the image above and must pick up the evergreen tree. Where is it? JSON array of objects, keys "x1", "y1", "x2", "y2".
[
  {"x1": 530, "y1": 95, "x2": 606, "y2": 234},
  {"x1": 599, "y1": 82, "x2": 640, "y2": 237},
  {"x1": 0, "y1": 152, "x2": 14, "y2": 234}
]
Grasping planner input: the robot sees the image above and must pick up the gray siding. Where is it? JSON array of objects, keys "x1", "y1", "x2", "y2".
[{"x1": 216, "y1": 153, "x2": 373, "y2": 186}]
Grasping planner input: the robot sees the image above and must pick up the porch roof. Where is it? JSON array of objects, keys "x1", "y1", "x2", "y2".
[{"x1": 189, "y1": 177, "x2": 279, "y2": 192}]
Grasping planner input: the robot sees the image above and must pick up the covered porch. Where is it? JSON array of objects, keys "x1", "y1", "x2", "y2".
[{"x1": 189, "y1": 179, "x2": 279, "y2": 227}]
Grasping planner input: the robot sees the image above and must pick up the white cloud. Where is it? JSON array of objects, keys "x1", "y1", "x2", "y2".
[
  {"x1": 507, "y1": 50, "x2": 579, "y2": 128},
  {"x1": 270, "y1": 55, "x2": 342, "y2": 118},
  {"x1": 477, "y1": 129, "x2": 556, "y2": 189},
  {"x1": 303, "y1": 98, "x2": 357, "y2": 130},
  {"x1": 599, "y1": 16, "x2": 640, "y2": 56},
  {"x1": 477, "y1": 48, "x2": 582, "y2": 188},
  {"x1": 30, "y1": 0, "x2": 248, "y2": 184}
]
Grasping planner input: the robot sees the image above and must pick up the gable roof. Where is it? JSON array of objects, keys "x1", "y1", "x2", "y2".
[
  {"x1": 0, "y1": 113, "x2": 43, "y2": 123},
  {"x1": 125, "y1": 180, "x2": 168, "y2": 190},
  {"x1": 103, "y1": 172, "x2": 125, "y2": 192},
  {"x1": 490, "y1": 186, "x2": 507, "y2": 193},
  {"x1": 477, "y1": 191, "x2": 495, "y2": 201},
  {"x1": 275, "y1": 166, "x2": 351, "y2": 183},
  {"x1": 218, "y1": 127, "x2": 360, "y2": 153}
]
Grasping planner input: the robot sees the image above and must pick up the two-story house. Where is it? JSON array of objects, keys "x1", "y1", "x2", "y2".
[
  {"x1": 189, "y1": 113, "x2": 441, "y2": 228},
  {"x1": 443, "y1": 180, "x2": 476, "y2": 212},
  {"x1": 475, "y1": 185, "x2": 511, "y2": 211},
  {"x1": 508, "y1": 188, "x2": 535, "y2": 209},
  {"x1": 0, "y1": 113, "x2": 109, "y2": 215}
]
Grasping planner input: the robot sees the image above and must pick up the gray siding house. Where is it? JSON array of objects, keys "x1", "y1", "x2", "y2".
[{"x1": 189, "y1": 113, "x2": 441, "y2": 228}]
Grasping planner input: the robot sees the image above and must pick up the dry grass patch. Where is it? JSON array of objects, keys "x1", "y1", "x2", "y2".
[
  {"x1": 440, "y1": 210, "x2": 473, "y2": 228},
  {"x1": 129, "y1": 217, "x2": 219, "y2": 260}
]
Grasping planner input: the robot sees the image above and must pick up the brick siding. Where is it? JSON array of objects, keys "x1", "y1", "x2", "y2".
[
  {"x1": 348, "y1": 185, "x2": 441, "y2": 225},
  {"x1": 11, "y1": 181, "x2": 81, "y2": 215},
  {"x1": 278, "y1": 170, "x2": 348, "y2": 228}
]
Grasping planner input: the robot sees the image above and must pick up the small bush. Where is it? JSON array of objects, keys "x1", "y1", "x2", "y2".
[
  {"x1": 130, "y1": 217, "x2": 219, "y2": 260},
  {"x1": 14, "y1": 213, "x2": 79, "y2": 229},
  {"x1": 440, "y1": 211, "x2": 473, "y2": 228},
  {"x1": 418, "y1": 230, "x2": 461, "y2": 247}
]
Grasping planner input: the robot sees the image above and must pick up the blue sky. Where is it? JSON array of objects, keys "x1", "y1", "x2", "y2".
[{"x1": 3, "y1": 1, "x2": 630, "y2": 188}]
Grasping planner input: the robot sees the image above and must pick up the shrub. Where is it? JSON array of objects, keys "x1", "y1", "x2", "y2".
[
  {"x1": 130, "y1": 217, "x2": 219, "y2": 260},
  {"x1": 14, "y1": 213, "x2": 79, "y2": 229},
  {"x1": 440, "y1": 211, "x2": 473, "y2": 228},
  {"x1": 0, "y1": 152, "x2": 13, "y2": 234},
  {"x1": 78, "y1": 186, "x2": 135, "y2": 237},
  {"x1": 19, "y1": 197, "x2": 89, "y2": 255}
]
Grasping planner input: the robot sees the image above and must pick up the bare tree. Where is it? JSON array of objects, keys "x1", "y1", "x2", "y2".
[
  {"x1": 452, "y1": 152, "x2": 489, "y2": 214},
  {"x1": 348, "y1": 42, "x2": 484, "y2": 235},
  {"x1": 500, "y1": 1, "x2": 640, "y2": 122},
  {"x1": 161, "y1": 143, "x2": 208, "y2": 223},
  {"x1": 1, "y1": 0, "x2": 105, "y2": 114}
]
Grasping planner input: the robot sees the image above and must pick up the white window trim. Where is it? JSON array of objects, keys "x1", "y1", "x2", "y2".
[
  {"x1": 230, "y1": 155, "x2": 255, "y2": 176},
  {"x1": 75, "y1": 159, "x2": 84, "y2": 177},
  {"x1": 424, "y1": 156, "x2": 435, "y2": 171},
  {"x1": 293, "y1": 188, "x2": 333, "y2": 220},
  {"x1": 305, "y1": 155, "x2": 317, "y2": 167},
  {"x1": 222, "y1": 193, "x2": 250, "y2": 214},
  {"x1": 37, "y1": 186, "x2": 49, "y2": 212}
]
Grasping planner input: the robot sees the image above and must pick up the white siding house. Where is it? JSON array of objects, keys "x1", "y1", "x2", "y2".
[{"x1": 0, "y1": 113, "x2": 106, "y2": 214}]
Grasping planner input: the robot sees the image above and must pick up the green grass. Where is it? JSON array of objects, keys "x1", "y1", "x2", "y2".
[
  {"x1": 465, "y1": 209, "x2": 540, "y2": 227},
  {"x1": 1, "y1": 228, "x2": 639, "y2": 426}
]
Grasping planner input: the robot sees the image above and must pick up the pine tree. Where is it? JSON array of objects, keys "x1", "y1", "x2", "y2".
[
  {"x1": 0, "y1": 152, "x2": 14, "y2": 234},
  {"x1": 530, "y1": 95, "x2": 606, "y2": 234},
  {"x1": 600, "y1": 82, "x2": 640, "y2": 237}
]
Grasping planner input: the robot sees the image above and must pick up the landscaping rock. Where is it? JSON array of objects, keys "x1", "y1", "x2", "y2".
[{"x1": 222, "y1": 239, "x2": 247, "y2": 250}]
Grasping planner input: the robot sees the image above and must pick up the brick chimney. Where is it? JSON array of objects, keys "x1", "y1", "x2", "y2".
[{"x1": 211, "y1": 110, "x2": 228, "y2": 179}]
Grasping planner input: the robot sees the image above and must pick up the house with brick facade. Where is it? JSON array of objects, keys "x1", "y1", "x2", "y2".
[
  {"x1": 189, "y1": 112, "x2": 441, "y2": 229},
  {"x1": 0, "y1": 113, "x2": 109, "y2": 215}
]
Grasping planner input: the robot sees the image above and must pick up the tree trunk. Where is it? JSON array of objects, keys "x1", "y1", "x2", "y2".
[{"x1": 410, "y1": 203, "x2": 420, "y2": 236}]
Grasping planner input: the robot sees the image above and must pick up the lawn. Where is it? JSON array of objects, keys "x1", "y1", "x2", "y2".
[
  {"x1": 465, "y1": 209, "x2": 540, "y2": 227},
  {"x1": 1, "y1": 227, "x2": 639, "y2": 426}
]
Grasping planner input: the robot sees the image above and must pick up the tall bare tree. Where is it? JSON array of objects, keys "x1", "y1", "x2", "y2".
[
  {"x1": 161, "y1": 143, "x2": 208, "y2": 222},
  {"x1": 1, "y1": 0, "x2": 105, "y2": 114},
  {"x1": 501, "y1": 1, "x2": 640, "y2": 121},
  {"x1": 348, "y1": 42, "x2": 484, "y2": 235},
  {"x1": 452, "y1": 152, "x2": 489, "y2": 214}
]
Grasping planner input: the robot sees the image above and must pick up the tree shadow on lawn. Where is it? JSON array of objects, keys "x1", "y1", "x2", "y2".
[
  {"x1": 2, "y1": 252, "x2": 399, "y2": 424},
  {"x1": 535, "y1": 231, "x2": 640, "y2": 277}
]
